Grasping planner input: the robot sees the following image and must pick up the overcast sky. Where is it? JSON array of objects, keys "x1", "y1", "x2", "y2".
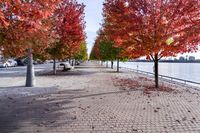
[{"x1": 77, "y1": 0, "x2": 200, "y2": 59}]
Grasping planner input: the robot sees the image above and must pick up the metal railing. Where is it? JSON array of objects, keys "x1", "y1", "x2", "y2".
[
  {"x1": 120, "y1": 67, "x2": 200, "y2": 87},
  {"x1": 102, "y1": 62, "x2": 200, "y2": 87}
]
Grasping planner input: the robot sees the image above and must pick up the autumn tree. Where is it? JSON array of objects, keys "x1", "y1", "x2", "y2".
[
  {"x1": 74, "y1": 42, "x2": 88, "y2": 61},
  {"x1": 100, "y1": 40, "x2": 119, "y2": 68},
  {"x1": 47, "y1": 41, "x2": 62, "y2": 75},
  {"x1": 47, "y1": 0, "x2": 85, "y2": 74},
  {"x1": 90, "y1": 36, "x2": 101, "y2": 65},
  {"x1": 98, "y1": 37, "x2": 123, "y2": 70},
  {"x1": 91, "y1": 29, "x2": 126, "y2": 71},
  {"x1": 103, "y1": 0, "x2": 200, "y2": 88},
  {"x1": 54, "y1": 0, "x2": 86, "y2": 59},
  {"x1": 0, "y1": 1, "x2": 10, "y2": 28},
  {"x1": 0, "y1": 0, "x2": 60, "y2": 87},
  {"x1": 0, "y1": 1, "x2": 10, "y2": 56}
]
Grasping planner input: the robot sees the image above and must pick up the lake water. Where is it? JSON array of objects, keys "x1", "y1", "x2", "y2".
[{"x1": 113, "y1": 62, "x2": 200, "y2": 83}]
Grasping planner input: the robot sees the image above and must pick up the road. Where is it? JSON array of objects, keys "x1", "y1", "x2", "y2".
[
  {"x1": 0, "y1": 63, "x2": 53, "y2": 87},
  {"x1": 0, "y1": 63, "x2": 53, "y2": 77}
]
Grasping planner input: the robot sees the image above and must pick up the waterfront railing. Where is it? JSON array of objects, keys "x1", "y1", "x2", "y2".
[{"x1": 120, "y1": 67, "x2": 200, "y2": 87}]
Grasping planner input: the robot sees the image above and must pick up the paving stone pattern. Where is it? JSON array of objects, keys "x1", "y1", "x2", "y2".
[{"x1": 0, "y1": 62, "x2": 200, "y2": 133}]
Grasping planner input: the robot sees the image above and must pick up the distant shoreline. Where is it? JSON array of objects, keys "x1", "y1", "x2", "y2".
[{"x1": 129, "y1": 60, "x2": 200, "y2": 63}]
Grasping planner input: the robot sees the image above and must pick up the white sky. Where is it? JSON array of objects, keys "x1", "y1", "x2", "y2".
[
  {"x1": 77, "y1": 0, "x2": 104, "y2": 55},
  {"x1": 78, "y1": 0, "x2": 200, "y2": 59}
]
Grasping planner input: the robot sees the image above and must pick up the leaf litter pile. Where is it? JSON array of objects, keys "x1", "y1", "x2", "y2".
[{"x1": 113, "y1": 76, "x2": 176, "y2": 94}]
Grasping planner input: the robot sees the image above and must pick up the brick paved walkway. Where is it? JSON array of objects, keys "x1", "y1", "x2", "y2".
[{"x1": 0, "y1": 62, "x2": 200, "y2": 133}]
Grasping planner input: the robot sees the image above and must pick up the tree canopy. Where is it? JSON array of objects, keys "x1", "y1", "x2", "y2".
[
  {"x1": 90, "y1": 29, "x2": 125, "y2": 61},
  {"x1": 101, "y1": 0, "x2": 200, "y2": 87},
  {"x1": 0, "y1": 0, "x2": 61, "y2": 57},
  {"x1": 103, "y1": 0, "x2": 200, "y2": 59},
  {"x1": 0, "y1": 0, "x2": 86, "y2": 59},
  {"x1": 53, "y1": 0, "x2": 86, "y2": 59},
  {"x1": 74, "y1": 42, "x2": 88, "y2": 61}
]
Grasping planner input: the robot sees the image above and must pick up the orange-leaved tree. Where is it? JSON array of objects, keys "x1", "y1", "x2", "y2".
[
  {"x1": 91, "y1": 28, "x2": 126, "y2": 71},
  {"x1": 0, "y1": 0, "x2": 61, "y2": 87},
  {"x1": 90, "y1": 34, "x2": 101, "y2": 61},
  {"x1": 55, "y1": 0, "x2": 86, "y2": 58},
  {"x1": 103, "y1": 0, "x2": 200, "y2": 88},
  {"x1": 48, "y1": 0, "x2": 86, "y2": 74},
  {"x1": 0, "y1": 0, "x2": 10, "y2": 28}
]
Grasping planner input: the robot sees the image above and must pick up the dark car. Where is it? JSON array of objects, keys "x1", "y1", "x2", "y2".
[
  {"x1": 15, "y1": 57, "x2": 28, "y2": 66},
  {"x1": 75, "y1": 61, "x2": 80, "y2": 65}
]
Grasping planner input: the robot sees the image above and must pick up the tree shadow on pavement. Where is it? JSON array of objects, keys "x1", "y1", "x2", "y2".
[
  {"x1": 0, "y1": 66, "x2": 51, "y2": 78},
  {"x1": 71, "y1": 89, "x2": 142, "y2": 99},
  {"x1": 0, "y1": 86, "x2": 60, "y2": 96},
  {"x1": 38, "y1": 70, "x2": 97, "y2": 77},
  {"x1": 0, "y1": 88, "x2": 85, "y2": 133},
  {"x1": 75, "y1": 66, "x2": 107, "y2": 69},
  {"x1": 100, "y1": 70, "x2": 125, "y2": 73}
]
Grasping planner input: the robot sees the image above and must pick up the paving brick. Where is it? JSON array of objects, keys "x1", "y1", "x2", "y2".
[{"x1": 0, "y1": 63, "x2": 200, "y2": 132}]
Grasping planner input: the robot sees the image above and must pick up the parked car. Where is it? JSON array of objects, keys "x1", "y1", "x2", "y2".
[
  {"x1": 44, "y1": 60, "x2": 51, "y2": 63},
  {"x1": 0, "y1": 59, "x2": 17, "y2": 68},
  {"x1": 15, "y1": 57, "x2": 28, "y2": 66},
  {"x1": 49, "y1": 60, "x2": 54, "y2": 63},
  {"x1": 33, "y1": 59, "x2": 43, "y2": 65},
  {"x1": 7, "y1": 59, "x2": 17, "y2": 67},
  {"x1": 59, "y1": 62, "x2": 73, "y2": 71},
  {"x1": 75, "y1": 61, "x2": 80, "y2": 65},
  {"x1": 0, "y1": 60, "x2": 10, "y2": 68}
]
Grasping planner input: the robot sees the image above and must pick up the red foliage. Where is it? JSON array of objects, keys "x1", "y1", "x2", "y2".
[
  {"x1": 103, "y1": 0, "x2": 200, "y2": 59},
  {"x1": 54, "y1": 0, "x2": 86, "y2": 58},
  {"x1": 0, "y1": 1, "x2": 10, "y2": 28},
  {"x1": 0, "y1": 0, "x2": 61, "y2": 57},
  {"x1": 113, "y1": 76, "x2": 175, "y2": 94},
  {"x1": 90, "y1": 29, "x2": 106, "y2": 60},
  {"x1": 103, "y1": 0, "x2": 200, "y2": 88}
]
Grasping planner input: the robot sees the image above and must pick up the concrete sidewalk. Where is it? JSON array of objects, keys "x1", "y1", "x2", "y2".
[{"x1": 0, "y1": 62, "x2": 200, "y2": 133}]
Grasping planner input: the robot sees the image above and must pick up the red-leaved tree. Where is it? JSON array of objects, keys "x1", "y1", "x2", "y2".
[
  {"x1": 0, "y1": 0, "x2": 61, "y2": 87},
  {"x1": 103, "y1": 0, "x2": 200, "y2": 88},
  {"x1": 48, "y1": 0, "x2": 86, "y2": 74},
  {"x1": 55, "y1": 0, "x2": 85, "y2": 58}
]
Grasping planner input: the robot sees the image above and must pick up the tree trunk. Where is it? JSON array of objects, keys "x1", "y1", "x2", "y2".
[
  {"x1": 106, "y1": 61, "x2": 108, "y2": 68},
  {"x1": 111, "y1": 60, "x2": 113, "y2": 69},
  {"x1": 74, "y1": 59, "x2": 76, "y2": 66},
  {"x1": 25, "y1": 48, "x2": 35, "y2": 87},
  {"x1": 53, "y1": 57, "x2": 56, "y2": 75},
  {"x1": 72, "y1": 59, "x2": 74, "y2": 66},
  {"x1": 154, "y1": 54, "x2": 159, "y2": 88},
  {"x1": 74, "y1": 59, "x2": 76, "y2": 67},
  {"x1": 117, "y1": 59, "x2": 119, "y2": 72},
  {"x1": 69, "y1": 59, "x2": 71, "y2": 65},
  {"x1": 101, "y1": 61, "x2": 103, "y2": 66}
]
